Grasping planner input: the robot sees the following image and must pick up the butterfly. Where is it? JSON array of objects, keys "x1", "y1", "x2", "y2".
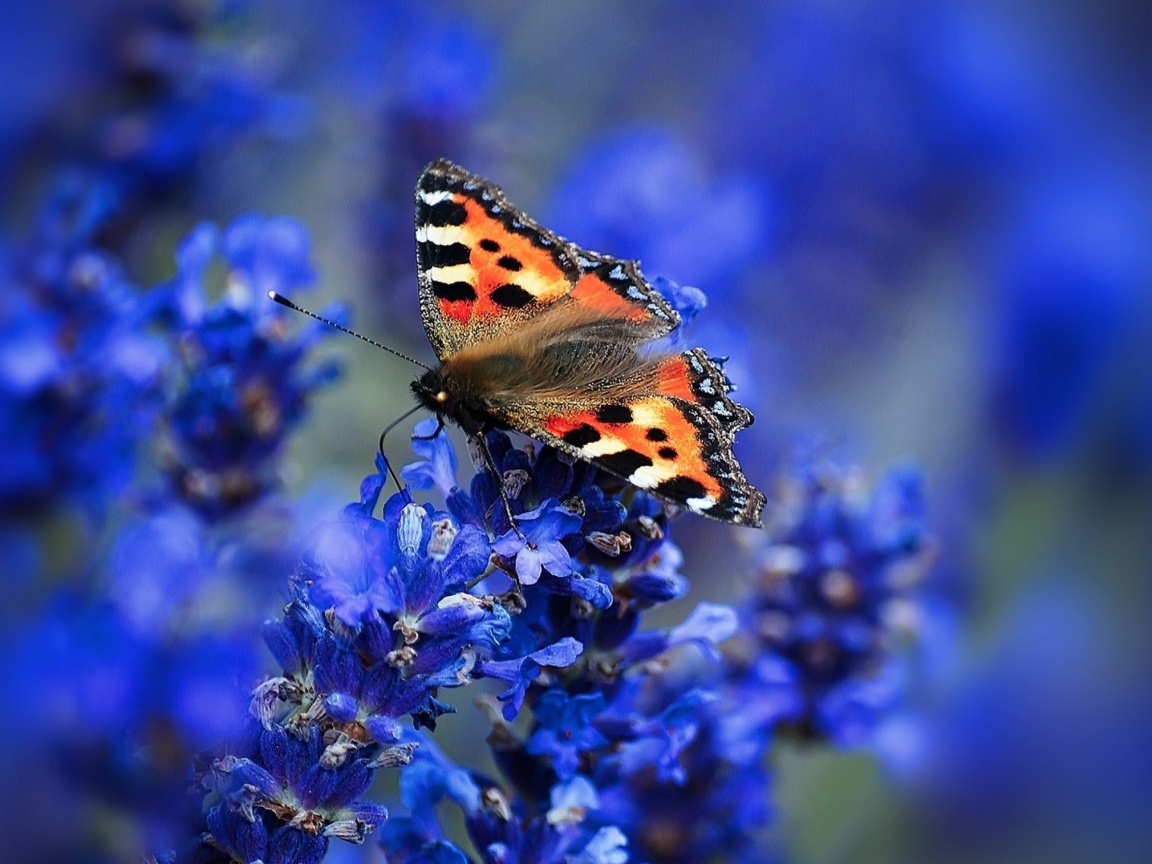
[{"x1": 410, "y1": 158, "x2": 765, "y2": 527}]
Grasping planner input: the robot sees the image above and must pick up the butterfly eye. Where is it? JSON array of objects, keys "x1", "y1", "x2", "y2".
[{"x1": 436, "y1": 391, "x2": 449, "y2": 403}]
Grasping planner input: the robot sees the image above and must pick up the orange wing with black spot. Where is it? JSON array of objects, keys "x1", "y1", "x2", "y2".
[
  {"x1": 415, "y1": 159, "x2": 679, "y2": 360},
  {"x1": 521, "y1": 349, "x2": 765, "y2": 526}
]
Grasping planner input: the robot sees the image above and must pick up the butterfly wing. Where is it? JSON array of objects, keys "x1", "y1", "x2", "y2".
[
  {"x1": 416, "y1": 159, "x2": 680, "y2": 360},
  {"x1": 500, "y1": 349, "x2": 766, "y2": 526}
]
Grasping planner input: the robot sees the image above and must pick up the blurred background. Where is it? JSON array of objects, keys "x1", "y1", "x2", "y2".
[{"x1": 2, "y1": 1, "x2": 1151, "y2": 862}]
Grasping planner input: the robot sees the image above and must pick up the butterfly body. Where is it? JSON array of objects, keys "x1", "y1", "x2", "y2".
[{"x1": 413, "y1": 159, "x2": 766, "y2": 527}]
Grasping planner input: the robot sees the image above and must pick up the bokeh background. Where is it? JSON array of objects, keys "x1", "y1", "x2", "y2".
[{"x1": 3, "y1": 1, "x2": 1151, "y2": 862}]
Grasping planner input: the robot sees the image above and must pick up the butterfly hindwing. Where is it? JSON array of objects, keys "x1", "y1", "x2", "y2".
[
  {"x1": 416, "y1": 160, "x2": 680, "y2": 360},
  {"x1": 503, "y1": 350, "x2": 764, "y2": 526}
]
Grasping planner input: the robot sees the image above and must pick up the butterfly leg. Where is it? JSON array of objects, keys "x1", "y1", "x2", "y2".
[{"x1": 472, "y1": 432, "x2": 523, "y2": 539}]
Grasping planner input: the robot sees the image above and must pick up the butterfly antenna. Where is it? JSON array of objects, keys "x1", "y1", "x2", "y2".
[{"x1": 268, "y1": 291, "x2": 430, "y2": 370}]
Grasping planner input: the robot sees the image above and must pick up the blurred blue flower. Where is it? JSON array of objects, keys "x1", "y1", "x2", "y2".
[
  {"x1": 0, "y1": 204, "x2": 166, "y2": 526},
  {"x1": 0, "y1": 205, "x2": 344, "y2": 862},
  {"x1": 378, "y1": 758, "x2": 475, "y2": 864},
  {"x1": 988, "y1": 169, "x2": 1149, "y2": 461},
  {"x1": 158, "y1": 215, "x2": 341, "y2": 517},
  {"x1": 737, "y1": 457, "x2": 938, "y2": 745},
  {"x1": 345, "y1": 2, "x2": 496, "y2": 345},
  {"x1": 223, "y1": 214, "x2": 318, "y2": 298},
  {"x1": 3, "y1": 1, "x2": 305, "y2": 251},
  {"x1": 548, "y1": 127, "x2": 771, "y2": 294},
  {"x1": 909, "y1": 1, "x2": 1048, "y2": 168},
  {"x1": 911, "y1": 582, "x2": 1150, "y2": 863}
]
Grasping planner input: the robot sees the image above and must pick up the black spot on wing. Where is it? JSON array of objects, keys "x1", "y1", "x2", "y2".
[
  {"x1": 425, "y1": 242, "x2": 472, "y2": 268},
  {"x1": 658, "y1": 447, "x2": 678, "y2": 460},
  {"x1": 422, "y1": 200, "x2": 467, "y2": 227},
  {"x1": 561, "y1": 424, "x2": 601, "y2": 447},
  {"x1": 595, "y1": 404, "x2": 633, "y2": 424},
  {"x1": 496, "y1": 255, "x2": 522, "y2": 271},
  {"x1": 490, "y1": 283, "x2": 534, "y2": 308},
  {"x1": 479, "y1": 238, "x2": 500, "y2": 252},
  {"x1": 432, "y1": 281, "x2": 477, "y2": 302},
  {"x1": 646, "y1": 427, "x2": 668, "y2": 442},
  {"x1": 599, "y1": 449, "x2": 653, "y2": 478},
  {"x1": 655, "y1": 476, "x2": 708, "y2": 503}
]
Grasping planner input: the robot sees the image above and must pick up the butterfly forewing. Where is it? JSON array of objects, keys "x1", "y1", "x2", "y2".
[{"x1": 416, "y1": 160, "x2": 679, "y2": 359}]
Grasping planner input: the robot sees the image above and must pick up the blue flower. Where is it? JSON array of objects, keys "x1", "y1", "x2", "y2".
[
  {"x1": 306, "y1": 472, "x2": 494, "y2": 635},
  {"x1": 442, "y1": 430, "x2": 626, "y2": 541},
  {"x1": 204, "y1": 725, "x2": 389, "y2": 861},
  {"x1": 987, "y1": 170, "x2": 1147, "y2": 461},
  {"x1": 526, "y1": 691, "x2": 610, "y2": 780},
  {"x1": 589, "y1": 674, "x2": 778, "y2": 864},
  {"x1": 614, "y1": 602, "x2": 738, "y2": 668},
  {"x1": 259, "y1": 475, "x2": 510, "y2": 748},
  {"x1": 476, "y1": 637, "x2": 585, "y2": 721},
  {"x1": 460, "y1": 772, "x2": 629, "y2": 864},
  {"x1": 651, "y1": 276, "x2": 708, "y2": 324},
  {"x1": 378, "y1": 756, "x2": 478, "y2": 864},
  {"x1": 305, "y1": 513, "x2": 399, "y2": 627},
  {"x1": 608, "y1": 689, "x2": 718, "y2": 785},
  {"x1": 492, "y1": 500, "x2": 583, "y2": 585},
  {"x1": 570, "y1": 827, "x2": 629, "y2": 864},
  {"x1": 401, "y1": 417, "x2": 459, "y2": 496},
  {"x1": 614, "y1": 535, "x2": 688, "y2": 609}
]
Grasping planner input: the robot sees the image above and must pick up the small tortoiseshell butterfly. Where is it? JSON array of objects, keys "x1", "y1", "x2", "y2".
[{"x1": 409, "y1": 159, "x2": 765, "y2": 527}]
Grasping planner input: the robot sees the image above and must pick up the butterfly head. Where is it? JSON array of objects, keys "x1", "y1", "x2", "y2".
[{"x1": 412, "y1": 367, "x2": 489, "y2": 435}]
